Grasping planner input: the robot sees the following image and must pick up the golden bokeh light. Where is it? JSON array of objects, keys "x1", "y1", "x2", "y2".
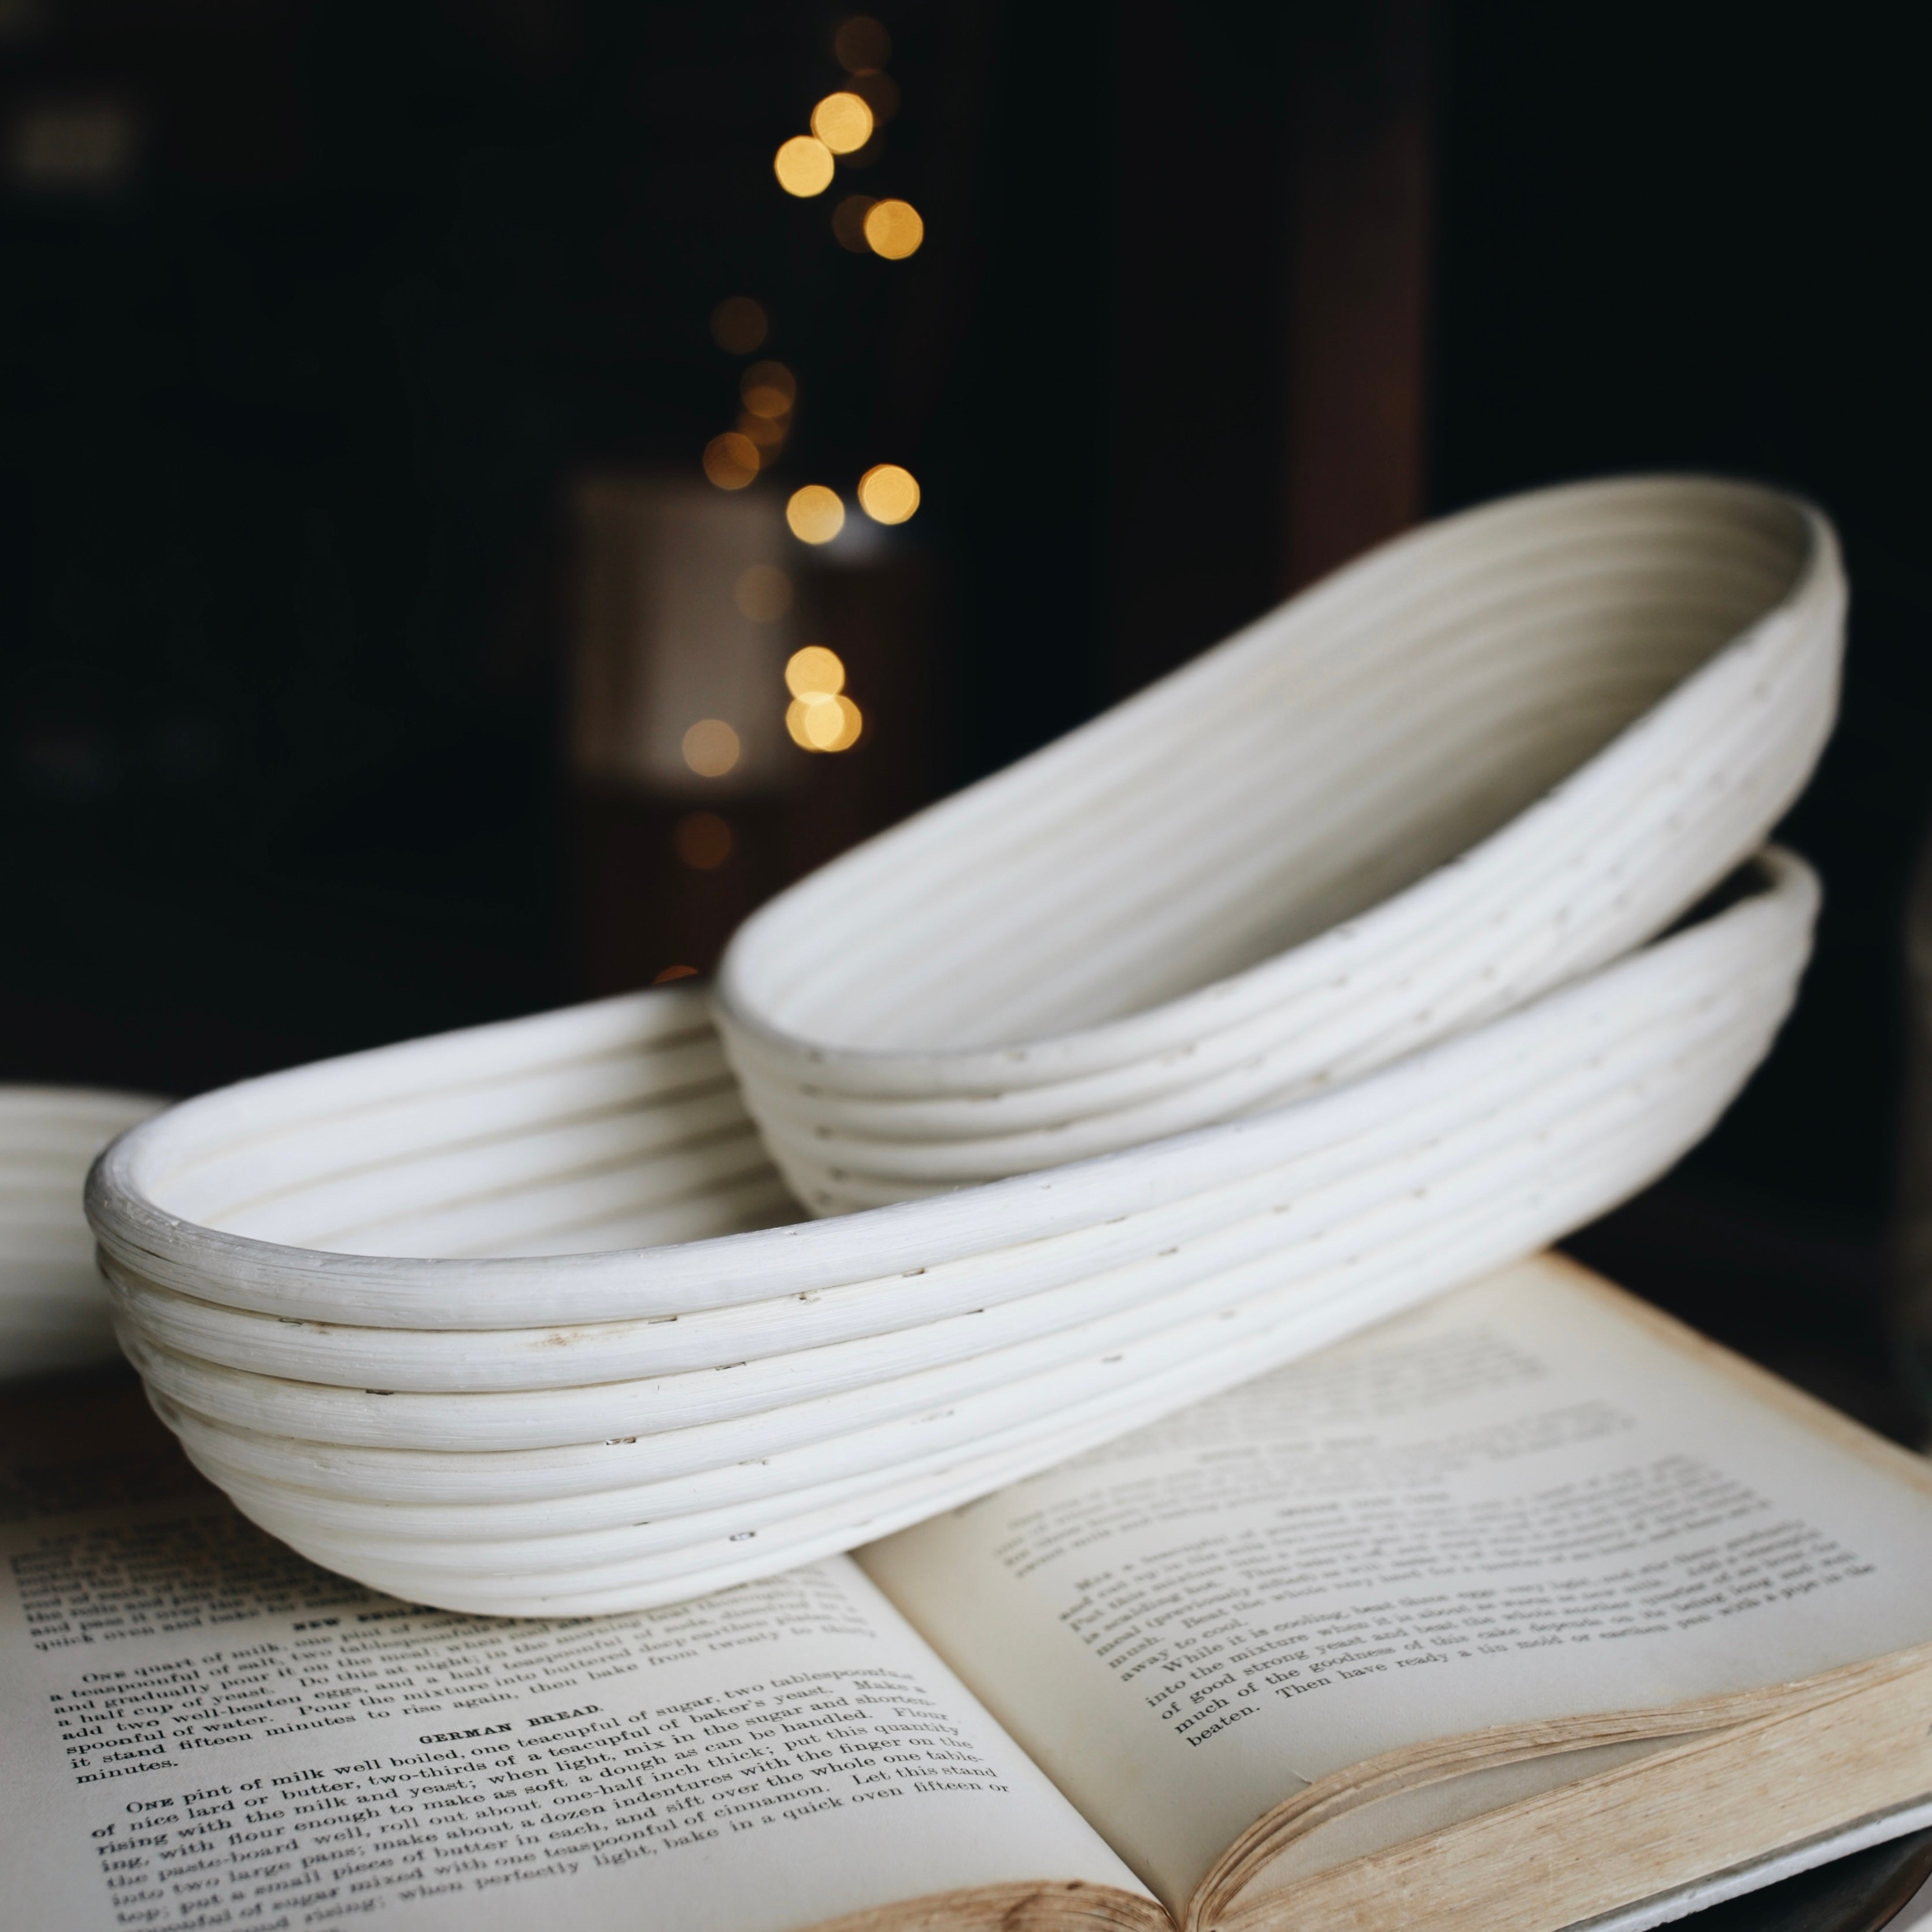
[
  {"x1": 826, "y1": 695, "x2": 862, "y2": 750},
  {"x1": 785, "y1": 645, "x2": 846, "y2": 698},
  {"x1": 653, "y1": 963, "x2": 698, "y2": 983},
  {"x1": 847, "y1": 70, "x2": 900, "y2": 124},
  {"x1": 735, "y1": 410, "x2": 787, "y2": 452},
  {"x1": 673, "y1": 812, "x2": 734, "y2": 870},
  {"x1": 786, "y1": 691, "x2": 863, "y2": 752},
  {"x1": 735, "y1": 564, "x2": 794, "y2": 623},
  {"x1": 834, "y1": 15, "x2": 890, "y2": 72},
  {"x1": 739, "y1": 360, "x2": 797, "y2": 418},
  {"x1": 773, "y1": 135, "x2": 835, "y2": 198},
  {"x1": 786, "y1": 484, "x2": 846, "y2": 545},
  {"x1": 709, "y1": 296, "x2": 767, "y2": 355},
  {"x1": 702, "y1": 431, "x2": 760, "y2": 490},
  {"x1": 857, "y1": 462, "x2": 920, "y2": 524},
  {"x1": 863, "y1": 198, "x2": 924, "y2": 259},
  {"x1": 681, "y1": 719, "x2": 741, "y2": 778},
  {"x1": 832, "y1": 194, "x2": 875, "y2": 251},
  {"x1": 810, "y1": 92, "x2": 874, "y2": 156}
]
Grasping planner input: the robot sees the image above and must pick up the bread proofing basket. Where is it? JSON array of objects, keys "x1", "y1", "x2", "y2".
[{"x1": 88, "y1": 476, "x2": 1841, "y2": 1615}]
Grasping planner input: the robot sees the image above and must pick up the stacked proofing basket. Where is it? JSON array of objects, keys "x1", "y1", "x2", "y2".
[{"x1": 90, "y1": 477, "x2": 1841, "y2": 1617}]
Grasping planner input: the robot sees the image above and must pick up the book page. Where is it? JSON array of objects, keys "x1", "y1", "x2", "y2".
[
  {"x1": 0, "y1": 1389, "x2": 1154, "y2": 1932},
  {"x1": 860, "y1": 1256, "x2": 1932, "y2": 1914}
]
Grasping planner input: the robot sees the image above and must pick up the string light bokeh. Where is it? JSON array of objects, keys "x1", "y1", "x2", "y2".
[
  {"x1": 858, "y1": 464, "x2": 920, "y2": 524},
  {"x1": 785, "y1": 484, "x2": 846, "y2": 545},
  {"x1": 784, "y1": 647, "x2": 863, "y2": 753},
  {"x1": 834, "y1": 15, "x2": 891, "y2": 71},
  {"x1": 687, "y1": 14, "x2": 921, "y2": 813},
  {"x1": 773, "y1": 135, "x2": 835, "y2": 198},
  {"x1": 862, "y1": 198, "x2": 923, "y2": 259},
  {"x1": 680, "y1": 720, "x2": 742, "y2": 779},
  {"x1": 672, "y1": 811, "x2": 734, "y2": 870},
  {"x1": 702, "y1": 432, "x2": 759, "y2": 490},
  {"x1": 709, "y1": 298, "x2": 768, "y2": 356},
  {"x1": 811, "y1": 92, "x2": 875, "y2": 155}
]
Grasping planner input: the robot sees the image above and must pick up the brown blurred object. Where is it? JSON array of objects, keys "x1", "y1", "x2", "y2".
[
  {"x1": 1283, "y1": 0, "x2": 1434, "y2": 593},
  {"x1": 1108, "y1": 0, "x2": 1434, "y2": 697},
  {"x1": 571, "y1": 476, "x2": 797, "y2": 794},
  {"x1": 567, "y1": 476, "x2": 950, "y2": 994}
]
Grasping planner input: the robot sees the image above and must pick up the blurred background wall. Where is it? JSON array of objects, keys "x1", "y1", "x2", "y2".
[{"x1": 2, "y1": 1, "x2": 1927, "y2": 1424}]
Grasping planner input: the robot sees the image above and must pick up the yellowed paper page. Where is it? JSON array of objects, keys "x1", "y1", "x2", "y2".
[
  {"x1": 861, "y1": 1257, "x2": 1932, "y2": 1912},
  {"x1": 0, "y1": 1476, "x2": 1149, "y2": 1932}
]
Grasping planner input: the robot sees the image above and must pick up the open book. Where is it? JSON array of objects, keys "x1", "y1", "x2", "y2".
[{"x1": 5, "y1": 1254, "x2": 1930, "y2": 1932}]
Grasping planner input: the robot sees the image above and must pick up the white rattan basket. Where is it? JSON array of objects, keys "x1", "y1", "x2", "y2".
[
  {"x1": 84, "y1": 475, "x2": 1840, "y2": 1615},
  {"x1": 717, "y1": 476, "x2": 1840, "y2": 1210}
]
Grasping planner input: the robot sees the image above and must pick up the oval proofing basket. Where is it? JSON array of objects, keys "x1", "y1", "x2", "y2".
[
  {"x1": 717, "y1": 475, "x2": 1840, "y2": 1211},
  {"x1": 87, "y1": 476, "x2": 1840, "y2": 1616}
]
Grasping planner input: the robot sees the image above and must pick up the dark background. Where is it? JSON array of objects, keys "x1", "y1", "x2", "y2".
[{"x1": 3, "y1": 2, "x2": 1927, "y2": 1425}]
